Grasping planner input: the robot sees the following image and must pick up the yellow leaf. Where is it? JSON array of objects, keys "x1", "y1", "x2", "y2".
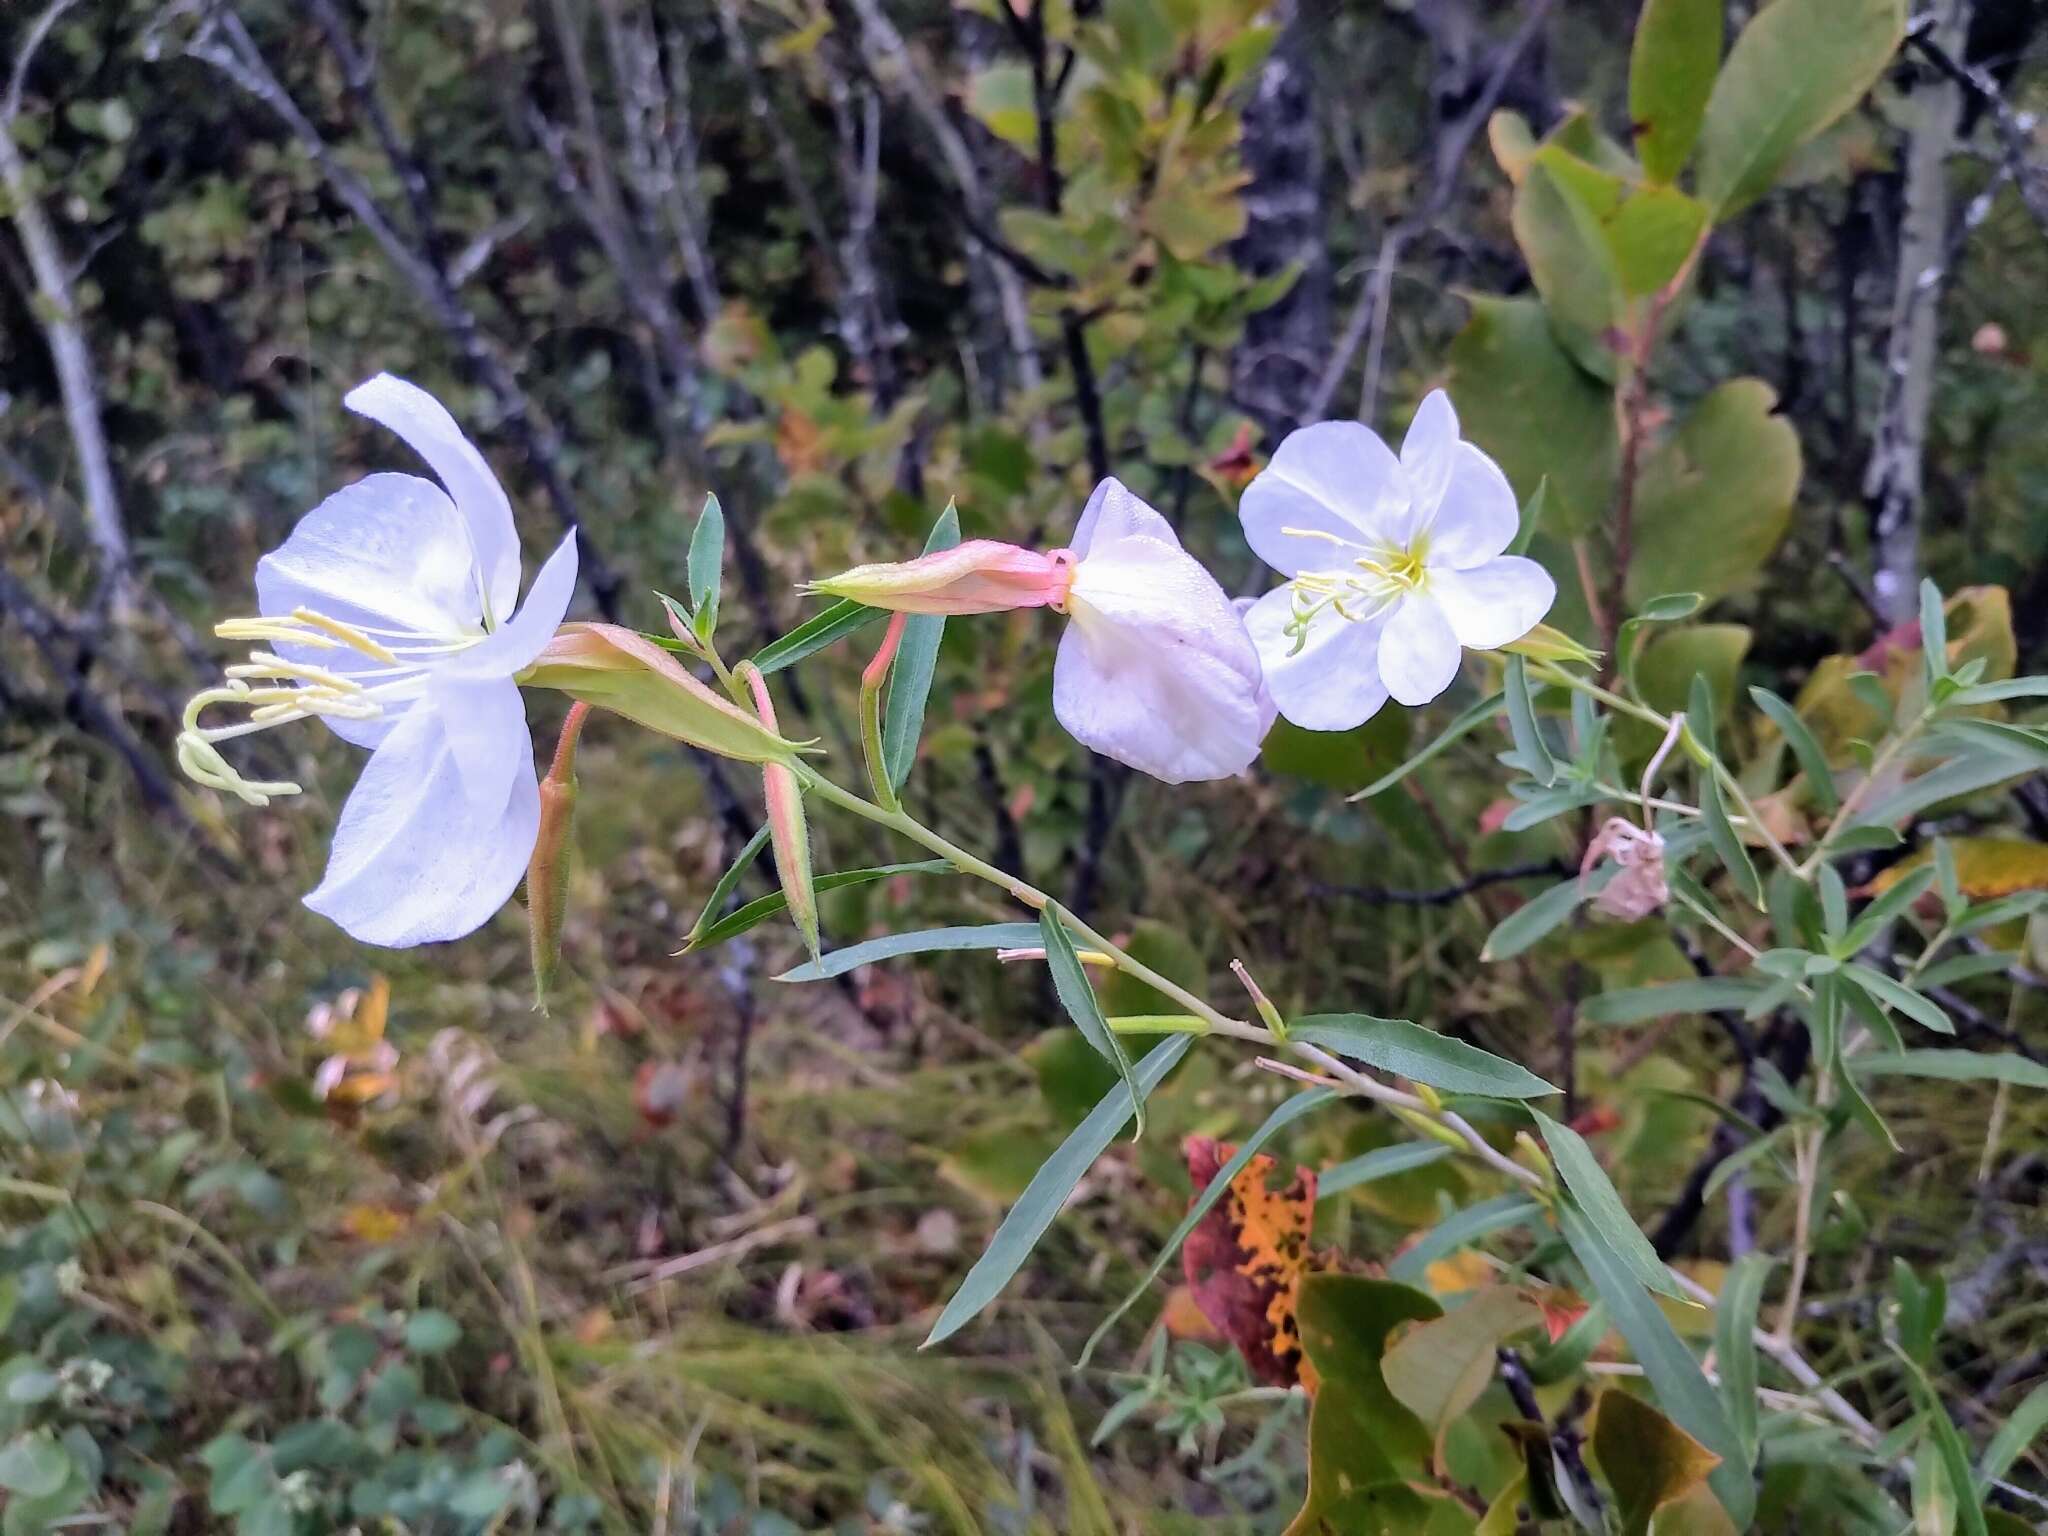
[
  {"x1": 341, "y1": 1203, "x2": 410, "y2": 1244},
  {"x1": 1866, "y1": 837, "x2": 2048, "y2": 899},
  {"x1": 1591, "y1": 1389, "x2": 1723, "y2": 1536}
]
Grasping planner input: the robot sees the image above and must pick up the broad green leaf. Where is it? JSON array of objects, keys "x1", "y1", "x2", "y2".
[
  {"x1": 0, "y1": 1432, "x2": 70, "y2": 1497},
  {"x1": 751, "y1": 599, "x2": 885, "y2": 674},
  {"x1": 1448, "y1": 296, "x2": 1617, "y2": 537},
  {"x1": 681, "y1": 825, "x2": 770, "y2": 947},
  {"x1": 1514, "y1": 160, "x2": 1624, "y2": 381},
  {"x1": 1349, "y1": 690, "x2": 1505, "y2": 800},
  {"x1": 924, "y1": 1036, "x2": 1192, "y2": 1347},
  {"x1": 1291, "y1": 1015, "x2": 1559, "y2": 1099},
  {"x1": 1506, "y1": 656, "x2": 1558, "y2": 786},
  {"x1": 1852, "y1": 1049, "x2": 2048, "y2": 1089},
  {"x1": 1383, "y1": 1287, "x2": 1544, "y2": 1437},
  {"x1": 1533, "y1": 145, "x2": 1712, "y2": 296},
  {"x1": 776, "y1": 923, "x2": 1041, "y2": 982},
  {"x1": 1039, "y1": 906, "x2": 1142, "y2": 1137},
  {"x1": 1629, "y1": 0, "x2": 1723, "y2": 182},
  {"x1": 688, "y1": 860, "x2": 954, "y2": 951},
  {"x1": 687, "y1": 493, "x2": 725, "y2": 635},
  {"x1": 1317, "y1": 1142, "x2": 1454, "y2": 1199},
  {"x1": 1556, "y1": 1202, "x2": 1753, "y2": 1528},
  {"x1": 1628, "y1": 380, "x2": 1800, "y2": 607},
  {"x1": 1388, "y1": 1193, "x2": 1544, "y2": 1285},
  {"x1": 882, "y1": 503, "x2": 960, "y2": 787},
  {"x1": 1593, "y1": 1389, "x2": 1725, "y2": 1536},
  {"x1": 1750, "y1": 686, "x2": 1841, "y2": 812},
  {"x1": 1482, "y1": 865, "x2": 1615, "y2": 962},
  {"x1": 1283, "y1": 1275, "x2": 1443, "y2": 1536},
  {"x1": 1840, "y1": 964, "x2": 1953, "y2": 1035},
  {"x1": 1536, "y1": 1111, "x2": 1687, "y2": 1301},
  {"x1": 1695, "y1": 0, "x2": 1906, "y2": 216},
  {"x1": 1584, "y1": 977, "x2": 1769, "y2": 1024},
  {"x1": 1078, "y1": 1087, "x2": 1337, "y2": 1369},
  {"x1": 1638, "y1": 624, "x2": 1751, "y2": 726},
  {"x1": 1715, "y1": 1253, "x2": 1772, "y2": 1467}
]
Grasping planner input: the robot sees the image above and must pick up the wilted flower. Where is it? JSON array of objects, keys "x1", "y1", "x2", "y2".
[
  {"x1": 178, "y1": 374, "x2": 578, "y2": 946},
  {"x1": 1239, "y1": 390, "x2": 1555, "y2": 730},
  {"x1": 1580, "y1": 817, "x2": 1670, "y2": 920},
  {"x1": 809, "y1": 479, "x2": 1267, "y2": 783}
]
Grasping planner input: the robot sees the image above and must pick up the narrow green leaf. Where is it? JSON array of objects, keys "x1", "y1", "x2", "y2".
[
  {"x1": 1919, "y1": 579, "x2": 1950, "y2": 683},
  {"x1": 1510, "y1": 477, "x2": 1548, "y2": 556},
  {"x1": 1916, "y1": 952, "x2": 2017, "y2": 988},
  {"x1": 1630, "y1": 0, "x2": 1722, "y2": 182},
  {"x1": 1842, "y1": 865, "x2": 1935, "y2": 953},
  {"x1": 1316, "y1": 1142, "x2": 1454, "y2": 1199},
  {"x1": 1702, "y1": 770, "x2": 1765, "y2": 910},
  {"x1": 923, "y1": 1036, "x2": 1193, "y2": 1347},
  {"x1": 1387, "y1": 1194, "x2": 1543, "y2": 1285},
  {"x1": 1556, "y1": 1201, "x2": 1754, "y2": 1528},
  {"x1": 1979, "y1": 1380, "x2": 2048, "y2": 1487},
  {"x1": 882, "y1": 503, "x2": 961, "y2": 787},
  {"x1": 1077, "y1": 1087, "x2": 1337, "y2": 1368},
  {"x1": 1750, "y1": 686, "x2": 1840, "y2": 812},
  {"x1": 688, "y1": 860, "x2": 955, "y2": 951},
  {"x1": 681, "y1": 825, "x2": 771, "y2": 947},
  {"x1": 1841, "y1": 963, "x2": 1954, "y2": 1035},
  {"x1": 751, "y1": 599, "x2": 885, "y2": 675},
  {"x1": 1583, "y1": 977, "x2": 1768, "y2": 1024},
  {"x1": 1040, "y1": 906, "x2": 1142, "y2": 1137},
  {"x1": 1946, "y1": 676, "x2": 2048, "y2": 707},
  {"x1": 1535, "y1": 1111, "x2": 1687, "y2": 1301},
  {"x1": 1716, "y1": 1253, "x2": 1771, "y2": 1468},
  {"x1": 1896, "y1": 1351, "x2": 1990, "y2": 1536},
  {"x1": 776, "y1": 923, "x2": 1041, "y2": 982},
  {"x1": 687, "y1": 493, "x2": 725, "y2": 635},
  {"x1": 1349, "y1": 692, "x2": 1505, "y2": 800},
  {"x1": 1505, "y1": 656, "x2": 1558, "y2": 786},
  {"x1": 1852, "y1": 1049, "x2": 2048, "y2": 1089},
  {"x1": 1483, "y1": 865, "x2": 1613, "y2": 962},
  {"x1": 1291, "y1": 1015, "x2": 1559, "y2": 1098}
]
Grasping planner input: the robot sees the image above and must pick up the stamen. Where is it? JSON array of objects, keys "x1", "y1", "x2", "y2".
[{"x1": 283, "y1": 608, "x2": 402, "y2": 663}]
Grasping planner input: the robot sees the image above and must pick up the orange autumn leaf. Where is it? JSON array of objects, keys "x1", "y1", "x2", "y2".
[
  {"x1": 1181, "y1": 1136, "x2": 1320, "y2": 1389},
  {"x1": 1160, "y1": 1283, "x2": 1224, "y2": 1342}
]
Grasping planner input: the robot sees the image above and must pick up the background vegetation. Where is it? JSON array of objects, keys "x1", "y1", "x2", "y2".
[{"x1": 6, "y1": 0, "x2": 2048, "y2": 1529}]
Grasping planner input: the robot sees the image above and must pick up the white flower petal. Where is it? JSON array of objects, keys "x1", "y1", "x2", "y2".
[
  {"x1": 1428, "y1": 443, "x2": 1520, "y2": 568},
  {"x1": 1231, "y1": 597, "x2": 1281, "y2": 739},
  {"x1": 1068, "y1": 476, "x2": 1175, "y2": 558},
  {"x1": 1400, "y1": 390, "x2": 1460, "y2": 534},
  {"x1": 1377, "y1": 593, "x2": 1464, "y2": 706},
  {"x1": 304, "y1": 702, "x2": 539, "y2": 947},
  {"x1": 1242, "y1": 586, "x2": 1390, "y2": 732},
  {"x1": 441, "y1": 530, "x2": 580, "y2": 681},
  {"x1": 345, "y1": 374, "x2": 521, "y2": 623},
  {"x1": 1239, "y1": 420, "x2": 1409, "y2": 577},
  {"x1": 431, "y1": 675, "x2": 533, "y2": 814},
  {"x1": 1055, "y1": 506, "x2": 1265, "y2": 782},
  {"x1": 1429, "y1": 557, "x2": 1557, "y2": 649}
]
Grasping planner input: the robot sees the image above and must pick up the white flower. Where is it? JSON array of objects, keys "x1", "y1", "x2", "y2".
[
  {"x1": 1052, "y1": 479, "x2": 1267, "y2": 783},
  {"x1": 1239, "y1": 390, "x2": 1555, "y2": 730},
  {"x1": 179, "y1": 374, "x2": 578, "y2": 948}
]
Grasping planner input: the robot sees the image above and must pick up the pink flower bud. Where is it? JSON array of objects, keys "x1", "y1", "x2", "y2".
[{"x1": 806, "y1": 540, "x2": 1076, "y2": 616}]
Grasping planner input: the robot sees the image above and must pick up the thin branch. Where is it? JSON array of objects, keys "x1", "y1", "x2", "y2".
[{"x1": 1313, "y1": 858, "x2": 1573, "y2": 908}]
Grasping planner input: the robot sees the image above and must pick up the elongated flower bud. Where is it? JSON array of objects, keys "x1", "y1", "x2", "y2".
[
  {"x1": 528, "y1": 702, "x2": 590, "y2": 1011},
  {"x1": 737, "y1": 664, "x2": 821, "y2": 961},
  {"x1": 805, "y1": 540, "x2": 1075, "y2": 616}
]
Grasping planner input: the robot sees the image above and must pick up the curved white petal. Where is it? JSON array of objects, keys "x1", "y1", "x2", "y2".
[
  {"x1": 1377, "y1": 593, "x2": 1463, "y2": 706},
  {"x1": 1231, "y1": 597, "x2": 1281, "y2": 739},
  {"x1": 1069, "y1": 476, "x2": 1176, "y2": 559},
  {"x1": 1429, "y1": 557, "x2": 1557, "y2": 649},
  {"x1": 441, "y1": 530, "x2": 580, "y2": 682},
  {"x1": 431, "y1": 674, "x2": 533, "y2": 814},
  {"x1": 304, "y1": 700, "x2": 539, "y2": 947},
  {"x1": 1400, "y1": 390, "x2": 1460, "y2": 534},
  {"x1": 1428, "y1": 443, "x2": 1520, "y2": 568},
  {"x1": 345, "y1": 374, "x2": 521, "y2": 623},
  {"x1": 1239, "y1": 421, "x2": 1409, "y2": 578},
  {"x1": 1055, "y1": 520, "x2": 1265, "y2": 782},
  {"x1": 1243, "y1": 586, "x2": 1391, "y2": 732}
]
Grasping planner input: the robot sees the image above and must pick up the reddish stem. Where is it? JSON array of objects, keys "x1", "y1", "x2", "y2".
[
  {"x1": 862, "y1": 611, "x2": 910, "y2": 690},
  {"x1": 547, "y1": 700, "x2": 592, "y2": 784}
]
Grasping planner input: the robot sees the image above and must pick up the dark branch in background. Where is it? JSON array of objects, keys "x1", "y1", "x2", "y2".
[
  {"x1": 1908, "y1": 18, "x2": 2048, "y2": 239},
  {"x1": 1497, "y1": 1347, "x2": 1603, "y2": 1522},
  {"x1": 158, "y1": 0, "x2": 625, "y2": 617},
  {"x1": 1314, "y1": 858, "x2": 1572, "y2": 908},
  {"x1": 1304, "y1": 0, "x2": 1558, "y2": 425}
]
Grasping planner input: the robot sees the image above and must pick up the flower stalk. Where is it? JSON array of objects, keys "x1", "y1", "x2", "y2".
[
  {"x1": 527, "y1": 701, "x2": 590, "y2": 1012},
  {"x1": 859, "y1": 612, "x2": 909, "y2": 815}
]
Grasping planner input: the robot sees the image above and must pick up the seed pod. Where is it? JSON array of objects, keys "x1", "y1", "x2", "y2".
[{"x1": 528, "y1": 703, "x2": 589, "y2": 1011}]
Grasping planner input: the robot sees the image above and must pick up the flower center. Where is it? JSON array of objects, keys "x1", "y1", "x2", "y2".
[
  {"x1": 1275, "y1": 527, "x2": 1430, "y2": 655},
  {"x1": 177, "y1": 607, "x2": 487, "y2": 805}
]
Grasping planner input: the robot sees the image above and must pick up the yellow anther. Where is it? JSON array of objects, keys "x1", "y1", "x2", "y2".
[{"x1": 285, "y1": 608, "x2": 401, "y2": 663}]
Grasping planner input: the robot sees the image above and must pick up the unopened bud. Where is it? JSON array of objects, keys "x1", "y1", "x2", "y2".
[
  {"x1": 1499, "y1": 624, "x2": 1601, "y2": 667},
  {"x1": 805, "y1": 540, "x2": 1075, "y2": 616},
  {"x1": 738, "y1": 664, "x2": 821, "y2": 961},
  {"x1": 528, "y1": 703, "x2": 589, "y2": 1011}
]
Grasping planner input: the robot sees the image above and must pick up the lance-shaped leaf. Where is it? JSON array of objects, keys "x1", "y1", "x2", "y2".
[
  {"x1": 524, "y1": 624, "x2": 801, "y2": 763},
  {"x1": 883, "y1": 503, "x2": 962, "y2": 787},
  {"x1": 687, "y1": 493, "x2": 725, "y2": 640},
  {"x1": 1040, "y1": 905, "x2": 1143, "y2": 1135},
  {"x1": 1291, "y1": 1015, "x2": 1559, "y2": 1099}
]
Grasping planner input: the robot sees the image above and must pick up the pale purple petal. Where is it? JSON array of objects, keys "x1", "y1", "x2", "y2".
[
  {"x1": 1400, "y1": 390, "x2": 1460, "y2": 535},
  {"x1": 1378, "y1": 593, "x2": 1463, "y2": 706},
  {"x1": 1427, "y1": 444, "x2": 1521, "y2": 568},
  {"x1": 345, "y1": 374, "x2": 521, "y2": 623},
  {"x1": 304, "y1": 701, "x2": 539, "y2": 947},
  {"x1": 1429, "y1": 557, "x2": 1557, "y2": 649},
  {"x1": 1242, "y1": 586, "x2": 1391, "y2": 732},
  {"x1": 1239, "y1": 421, "x2": 1409, "y2": 578}
]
